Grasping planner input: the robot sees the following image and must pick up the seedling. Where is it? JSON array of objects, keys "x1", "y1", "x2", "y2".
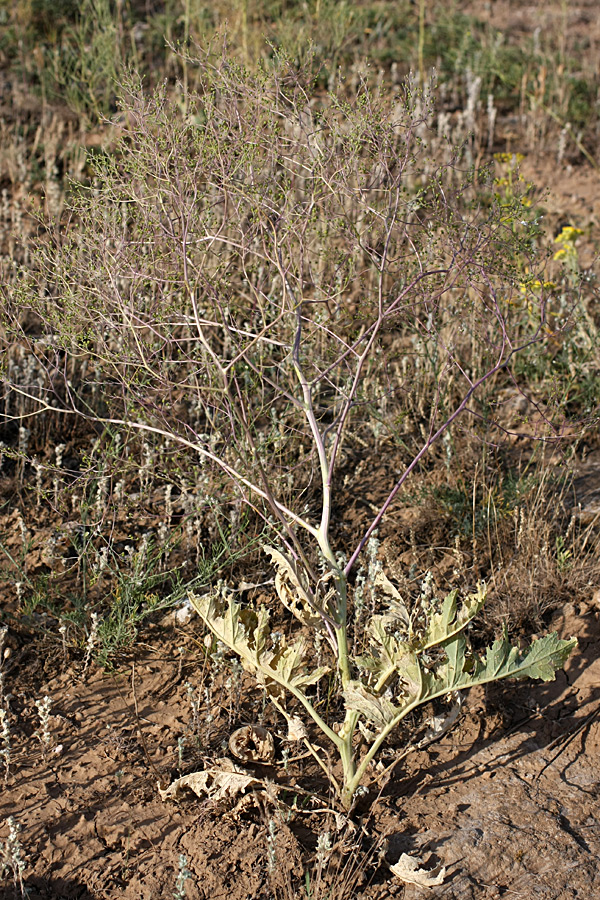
[
  {"x1": 174, "y1": 853, "x2": 192, "y2": 900},
  {"x1": 0, "y1": 708, "x2": 10, "y2": 785},
  {"x1": 34, "y1": 695, "x2": 52, "y2": 758}
]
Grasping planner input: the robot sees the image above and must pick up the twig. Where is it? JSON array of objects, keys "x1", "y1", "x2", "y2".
[
  {"x1": 110, "y1": 665, "x2": 167, "y2": 789},
  {"x1": 535, "y1": 702, "x2": 600, "y2": 781}
]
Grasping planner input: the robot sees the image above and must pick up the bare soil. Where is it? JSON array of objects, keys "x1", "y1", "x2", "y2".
[
  {"x1": 0, "y1": 595, "x2": 598, "y2": 900},
  {"x1": 2, "y1": 2, "x2": 600, "y2": 897}
]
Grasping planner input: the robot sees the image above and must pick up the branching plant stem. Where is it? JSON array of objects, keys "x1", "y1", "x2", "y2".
[{"x1": 2, "y1": 50, "x2": 579, "y2": 809}]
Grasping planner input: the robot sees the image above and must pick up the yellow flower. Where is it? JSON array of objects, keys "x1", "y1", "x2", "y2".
[
  {"x1": 554, "y1": 225, "x2": 584, "y2": 244},
  {"x1": 519, "y1": 279, "x2": 556, "y2": 292},
  {"x1": 530, "y1": 280, "x2": 556, "y2": 290},
  {"x1": 494, "y1": 152, "x2": 524, "y2": 165}
]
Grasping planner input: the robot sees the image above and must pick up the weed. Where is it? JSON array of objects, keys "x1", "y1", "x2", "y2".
[
  {"x1": 0, "y1": 708, "x2": 10, "y2": 785},
  {"x1": 34, "y1": 695, "x2": 52, "y2": 758},
  {"x1": 2, "y1": 50, "x2": 581, "y2": 807},
  {"x1": 173, "y1": 853, "x2": 193, "y2": 900},
  {"x1": 0, "y1": 817, "x2": 27, "y2": 898}
]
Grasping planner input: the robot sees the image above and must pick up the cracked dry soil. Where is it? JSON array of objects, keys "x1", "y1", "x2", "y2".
[{"x1": 0, "y1": 598, "x2": 598, "y2": 900}]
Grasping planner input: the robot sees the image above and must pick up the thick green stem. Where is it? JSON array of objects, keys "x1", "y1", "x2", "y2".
[
  {"x1": 334, "y1": 596, "x2": 352, "y2": 687},
  {"x1": 289, "y1": 281, "x2": 358, "y2": 801},
  {"x1": 316, "y1": 534, "x2": 359, "y2": 805},
  {"x1": 337, "y1": 709, "x2": 360, "y2": 808},
  {"x1": 342, "y1": 716, "x2": 409, "y2": 807}
]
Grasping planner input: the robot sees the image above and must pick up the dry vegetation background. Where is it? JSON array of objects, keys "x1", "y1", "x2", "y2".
[{"x1": 0, "y1": 1, "x2": 599, "y2": 898}]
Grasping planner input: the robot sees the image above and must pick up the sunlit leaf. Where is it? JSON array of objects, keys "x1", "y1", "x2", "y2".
[
  {"x1": 420, "y1": 630, "x2": 577, "y2": 700},
  {"x1": 263, "y1": 545, "x2": 325, "y2": 630},
  {"x1": 189, "y1": 590, "x2": 330, "y2": 699},
  {"x1": 420, "y1": 583, "x2": 487, "y2": 651},
  {"x1": 343, "y1": 680, "x2": 402, "y2": 728}
]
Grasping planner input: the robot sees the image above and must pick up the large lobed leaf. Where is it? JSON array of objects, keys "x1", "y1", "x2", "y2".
[
  {"x1": 191, "y1": 587, "x2": 576, "y2": 749},
  {"x1": 357, "y1": 585, "x2": 487, "y2": 692},
  {"x1": 189, "y1": 590, "x2": 330, "y2": 699},
  {"x1": 421, "y1": 629, "x2": 577, "y2": 699},
  {"x1": 346, "y1": 628, "x2": 576, "y2": 732},
  {"x1": 420, "y1": 583, "x2": 487, "y2": 651}
]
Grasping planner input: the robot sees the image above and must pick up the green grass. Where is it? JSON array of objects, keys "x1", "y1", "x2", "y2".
[{"x1": 0, "y1": 0, "x2": 597, "y2": 156}]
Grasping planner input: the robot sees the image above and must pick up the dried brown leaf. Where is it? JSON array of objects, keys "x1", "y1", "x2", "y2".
[
  {"x1": 390, "y1": 853, "x2": 446, "y2": 887},
  {"x1": 229, "y1": 725, "x2": 275, "y2": 763},
  {"x1": 158, "y1": 761, "x2": 260, "y2": 804}
]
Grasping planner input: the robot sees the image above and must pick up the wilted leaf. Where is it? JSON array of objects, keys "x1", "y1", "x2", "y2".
[
  {"x1": 375, "y1": 569, "x2": 403, "y2": 600},
  {"x1": 357, "y1": 719, "x2": 377, "y2": 741},
  {"x1": 375, "y1": 571, "x2": 411, "y2": 629},
  {"x1": 285, "y1": 714, "x2": 308, "y2": 742},
  {"x1": 421, "y1": 583, "x2": 487, "y2": 651},
  {"x1": 343, "y1": 680, "x2": 401, "y2": 728},
  {"x1": 229, "y1": 725, "x2": 275, "y2": 763},
  {"x1": 159, "y1": 761, "x2": 260, "y2": 804},
  {"x1": 263, "y1": 545, "x2": 324, "y2": 629},
  {"x1": 390, "y1": 853, "x2": 446, "y2": 886},
  {"x1": 189, "y1": 590, "x2": 329, "y2": 700},
  {"x1": 420, "y1": 691, "x2": 464, "y2": 746}
]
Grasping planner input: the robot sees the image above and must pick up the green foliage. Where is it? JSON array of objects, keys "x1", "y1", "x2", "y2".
[
  {"x1": 192, "y1": 570, "x2": 576, "y2": 807},
  {"x1": 2, "y1": 0, "x2": 598, "y2": 165},
  {"x1": 91, "y1": 523, "x2": 260, "y2": 664},
  {"x1": 566, "y1": 75, "x2": 598, "y2": 130},
  {"x1": 49, "y1": 0, "x2": 124, "y2": 121}
]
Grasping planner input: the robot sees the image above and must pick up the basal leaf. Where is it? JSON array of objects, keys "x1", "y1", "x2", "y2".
[
  {"x1": 374, "y1": 570, "x2": 411, "y2": 630},
  {"x1": 343, "y1": 681, "x2": 402, "y2": 728},
  {"x1": 484, "y1": 630, "x2": 577, "y2": 682},
  {"x1": 263, "y1": 545, "x2": 326, "y2": 631},
  {"x1": 189, "y1": 590, "x2": 330, "y2": 699},
  {"x1": 421, "y1": 583, "x2": 487, "y2": 651},
  {"x1": 421, "y1": 630, "x2": 577, "y2": 701}
]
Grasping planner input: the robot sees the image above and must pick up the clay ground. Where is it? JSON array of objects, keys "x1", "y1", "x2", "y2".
[
  {"x1": 2, "y1": 0, "x2": 600, "y2": 897},
  {"x1": 0, "y1": 591, "x2": 599, "y2": 899}
]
